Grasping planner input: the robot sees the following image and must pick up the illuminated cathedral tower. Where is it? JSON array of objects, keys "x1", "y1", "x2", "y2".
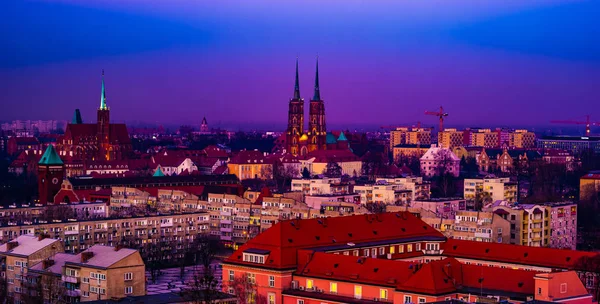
[
  {"x1": 286, "y1": 59, "x2": 305, "y2": 156},
  {"x1": 97, "y1": 70, "x2": 111, "y2": 160},
  {"x1": 308, "y1": 58, "x2": 327, "y2": 152}
]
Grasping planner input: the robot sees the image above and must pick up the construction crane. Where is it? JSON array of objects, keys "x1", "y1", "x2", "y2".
[
  {"x1": 425, "y1": 106, "x2": 449, "y2": 131},
  {"x1": 550, "y1": 115, "x2": 600, "y2": 137}
]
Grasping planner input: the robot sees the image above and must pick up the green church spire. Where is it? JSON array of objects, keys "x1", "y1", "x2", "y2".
[
  {"x1": 153, "y1": 166, "x2": 165, "y2": 177},
  {"x1": 312, "y1": 57, "x2": 321, "y2": 101},
  {"x1": 100, "y1": 70, "x2": 107, "y2": 110},
  {"x1": 39, "y1": 145, "x2": 63, "y2": 166},
  {"x1": 72, "y1": 109, "x2": 83, "y2": 124},
  {"x1": 293, "y1": 58, "x2": 301, "y2": 100}
]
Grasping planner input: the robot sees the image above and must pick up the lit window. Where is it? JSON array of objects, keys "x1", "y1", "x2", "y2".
[
  {"x1": 390, "y1": 246, "x2": 395, "y2": 254},
  {"x1": 268, "y1": 293, "x2": 275, "y2": 304},
  {"x1": 380, "y1": 289, "x2": 388, "y2": 299},
  {"x1": 407, "y1": 244, "x2": 413, "y2": 252},
  {"x1": 330, "y1": 282, "x2": 337, "y2": 293},
  {"x1": 306, "y1": 279, "x2": 314, "y2": 289},
  {"x1": 125, "y1": 286, "x2": 133, "y2": 294},
  {"x1": 354, "y1": 285, "x2": 362, "y2": 299}
]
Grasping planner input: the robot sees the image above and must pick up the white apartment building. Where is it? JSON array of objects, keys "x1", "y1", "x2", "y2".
[{"x1": 464, "y1": 177, "x2": 518, "y2": 209}]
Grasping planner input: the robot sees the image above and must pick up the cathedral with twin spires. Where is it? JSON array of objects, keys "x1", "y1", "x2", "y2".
[{"x1": 286, "y1": 58, "x2": 327, "y2": 156}]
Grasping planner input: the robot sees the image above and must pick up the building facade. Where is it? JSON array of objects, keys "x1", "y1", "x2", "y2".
[{"x1": 420, "y1": 145, "x2": 460, "y2": 177}]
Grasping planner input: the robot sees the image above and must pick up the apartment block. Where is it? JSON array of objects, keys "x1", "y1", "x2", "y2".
[
  {"x1": 0, "y1": 211, "x2": 210, "y2": 264},
  {"x1": 464, "y1": 177, "x2": 518, "y2": 210},
  {"x1": 548, "y1": 202, "x2": 578, "y2": 250},
  {"x1": 487, "y1": 202, "x2": 550, "y2": 247},
  {"x1": 471, "y1": 129, "x2": 500, "y2": 148},
  {"x1": 490, "y1": 201, "x2": 577, "y2": 250},
  {"x1": 410, "y1": 198, "x2": 467, "y2": 218},
  {"x1": 438, "y1": 128, "x2": 464, "y2": 149},
  {"x1": 510, "y1": 129, "x2": 536, "y2": 148},
  {"x1": 421, "y1": 210, "x2": 511, "y2": 244},
  {"x1": 290, "y1": 178, "x2": 349, "y2": 195},
  {"x1": 28, "y1": 245, "x2": 145, "y2": 302},
  {"x1": 375, "y1": 177, "x2": 431, "y2": 201},
  {"x1": 390, "y1": 127, "x2": 432, "y2": 150},
  {"x1": 353, "y1": 184, "x2": 412, "y2": 206},
  {"x1": 0, "y1": 235, "x2": 64, "y2": 303}
]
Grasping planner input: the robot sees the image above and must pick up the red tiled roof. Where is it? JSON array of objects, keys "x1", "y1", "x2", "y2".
[
  {"x1": 304, "y1": 149, "x2": 359, "y2": 162},
  {"x1": 443, "y1": 239, "x2": 597, "y2": 270},
  {"x1": 202, "y1": 145, "x2": 229, "y2": 159},
  {"x1": 11, "y1": 137, "x2": 40, "y2": 145},
  {"x1": 296, "y1": 251, "x2": 415, "y2": 287},
  {"x1": 152, "y1": 154, "x2": 188, "y2": 167},
  {"x1": 213, "y1": 165, "x2": 228, "y2": 175},
  {"x1": 296, "y1": 252, "x2": 536, "y2": 296},
  {"x1": 225, "y1": 212, "x2": 444, "y2": 270},
  {"x1": 196, "y1": 156, "x2": 219, "y2": 167},
  {"x1": 64, "y1": 123, "x2": 130, "y2": 144},
  {"x1": 229, "y1": 150, "x2": 267, "y2": 164}
]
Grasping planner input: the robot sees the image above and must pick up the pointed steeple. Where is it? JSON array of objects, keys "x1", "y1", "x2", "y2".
[
  {"x1": 153, "y1": 166, "x2": 165, "y2": 177},
  {"x1": 99, "y1": 70, "x2": 107, "y2": 110},
  {"x1": 293, "y1": 58, "x2": 301, "y2": 100},
  {"x1": 72, "y1": 109, "x2": 83, "y2": 124},
  {"x1": 39, "y1": 145, "x2": 63, "y2": 166},
  {"x1": 312, "y1": 57, "x2": 321, "y2": 101}
]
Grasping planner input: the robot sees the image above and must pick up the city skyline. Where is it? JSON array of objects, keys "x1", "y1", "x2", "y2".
[{"x1": 2, "y1": 0, "x2": 600, "y2": 128}]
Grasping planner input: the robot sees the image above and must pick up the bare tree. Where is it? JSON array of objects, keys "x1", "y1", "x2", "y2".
[
  {"x1": 260, "y1": 166, "x2": 273, "y2": 180},
  {"x1": 180, "y1": 234, "x2": 224, "y2": 303},
  {"x1": 324, "y1": 161, "x2": 342, "y2": 178},
  {"x1": 182, "y1": 267, "x2": 220, "y2": 304},
  {"x1": 228, "y1": 275, "x2": 267, "y2": 304},
  {"x1": 575, "y1": 255, "x2": 600, "y2": 300}
]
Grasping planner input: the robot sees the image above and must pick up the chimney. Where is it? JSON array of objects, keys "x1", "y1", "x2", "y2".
[
  {"x1": 114, "y1": 244, "x2": 122, "y2": 251},
  {"x1": 81, "y1": 251, "x2": 94, "y2": 263},
  {"x1": 7, "y1": 241, "x2": 18, "y2": 251},
  {"x1": 42, "y1": 259, "x2": 54, "y2": 269},
  {"x1": 38, "y1": 234, "x2": 48, "y2": 241}
]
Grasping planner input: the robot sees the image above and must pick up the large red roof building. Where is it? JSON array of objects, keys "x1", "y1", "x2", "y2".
[
  {"x1": 56, "y1": 71, "x2": 132, "y2": 162},
  {"x1": 223, "y1": 212, "x2": 596, "y2": 304}
]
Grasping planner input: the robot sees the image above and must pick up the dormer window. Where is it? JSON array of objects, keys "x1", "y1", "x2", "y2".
[{"x1": 243, "y1": 249, "x2": 270, "y2": 264}]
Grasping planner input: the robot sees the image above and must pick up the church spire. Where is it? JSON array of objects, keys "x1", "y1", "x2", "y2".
[
  {"x1": 100, "y1": 70, "x2": 107, "y2": 110},
  {"x1": 293, "y1": 58, "x2": 301, "y2": 100},
  {"x1": 312, "y1": 57, "x2": 321, "y2": 101}
]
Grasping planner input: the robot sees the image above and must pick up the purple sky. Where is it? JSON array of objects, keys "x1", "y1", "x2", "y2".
[{"x1": 2, "y1": 0, "x2": 600, "y2": 130}]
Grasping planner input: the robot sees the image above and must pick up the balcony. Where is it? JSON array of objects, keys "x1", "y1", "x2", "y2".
[
  {"x1": 66, "y1": 289, "x2": 81, "y2": 297},
  {"x1": 65, "y1": 230, "x2": 79, "y2": 235},
  {"x1": 62, "y1": 275, "x2": 80, "y2": 283},
  {"x1": 423, "y1": 249, "x2": 444, "y2": 255},
  {"x1": 474, "y1": 232, "x2": 491, "y2": 239}
]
